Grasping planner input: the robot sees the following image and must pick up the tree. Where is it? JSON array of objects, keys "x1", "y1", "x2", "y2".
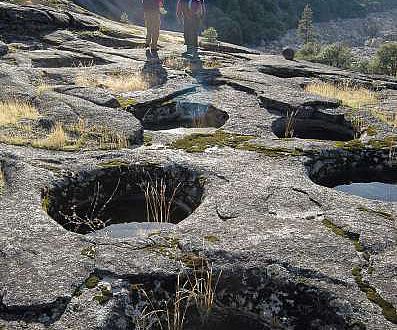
[
  {"x1": 297, "y1": 4, "x2": 316, "y2": 44},
  {"x1": 373, "y1": 43, "x2": 397, "y2": 76},
  {"x1": 316, "y1": 43, "x2": 353, "y2": 69}
]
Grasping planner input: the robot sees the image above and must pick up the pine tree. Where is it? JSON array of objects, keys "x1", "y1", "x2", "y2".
[{"x1": 298, "y1": 4, "x2": 316, "y2": 44}]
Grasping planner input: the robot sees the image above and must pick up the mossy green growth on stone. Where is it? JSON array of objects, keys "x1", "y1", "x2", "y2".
[
  {"x1": 116, "y1": 96, "x2": 137, "y2": 109},
  {"x1": 85, "y1": 275, "x2": 100, "y2": 289},
  {"x1": 81, "y1": 246, "x2": 97, "y2": 259},
  {"x1": 42, "y1": 195, "x2": 50, "y2": 213},
  {"x1": 352, "y1": 267, "x2": 397, "y2": 324},
  {"x1": 204, "y1": 235, "x2": 220, "y2": 243},
  {"x1": 239, "y1": 143, "x2": 304, "y2": 157},
  {"x1": 170, "y1": 130, "x2": 254, "y2": 153},
  {"x1": 98, "y1": 159, "x2": 130, "y2": 168},
  {"x1": 357, "y1": 206, "x2": 394, "y2": 220},
  {"x1": 0, "y1": 170, "x2": 5, "y2": 195},
  {"x1": 144, "y1": 133, "x2": 153, "y2": 146},
  {"x1": 322, "y1": 219, "x2": 363, "y2": 252},
  {"x1": 366, "y1": 126, "x2": 378, "y2": 136},
  {"x1": 335, "y1": 139, "x2": 365, "y2": 150},
  {"x1": 94, "y1": 286, "x2": 112, "y2": 305},
  {"x1": 368, "y1": 136, "x2": 397, "y2": 149}
]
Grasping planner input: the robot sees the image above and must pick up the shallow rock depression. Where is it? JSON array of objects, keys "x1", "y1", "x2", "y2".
[{"x1": 44, "y1": 164, "x2": 205, "y2": 234}]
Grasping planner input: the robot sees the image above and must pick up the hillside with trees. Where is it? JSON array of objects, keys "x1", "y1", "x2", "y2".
[{"x1": 74, "y1": 0, "x2": 397, "y2": 45}]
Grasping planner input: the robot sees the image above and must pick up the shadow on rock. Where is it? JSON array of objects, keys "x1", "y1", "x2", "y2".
[{"x1": 142, "y1": 49, "x2": 168, "y2": 88}]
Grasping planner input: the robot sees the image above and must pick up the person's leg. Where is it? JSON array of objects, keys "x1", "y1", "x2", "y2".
[
  {"x1": 183, "y1": 16, "x2": 199, "y2": 57},
  {"x1": 144, "y1": 12, "x2": 152, "y2": 47},
  {"x1": 181, "y1": 17, "x2": 191, "y2": 57},
  {"x1": 151, "y1": 12, "x2": 161, "y2": 50},
  {"x1": 190, "y1": 17, "x2": 200, "y2": 57}
]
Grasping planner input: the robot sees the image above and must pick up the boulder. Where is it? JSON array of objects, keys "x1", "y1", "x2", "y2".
[{"x1": 282, "y1": 47, "x2": 295, "y2": 61}]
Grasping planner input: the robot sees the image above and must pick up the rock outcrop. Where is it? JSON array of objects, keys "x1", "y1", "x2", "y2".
[{"x1": 0, "y1": 1, "x2": 397, "y2": 330}]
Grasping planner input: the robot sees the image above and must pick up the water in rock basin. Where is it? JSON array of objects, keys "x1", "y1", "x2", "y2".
[{"x1": 335, "y1": 181, "x2": 397, "y2": 202}]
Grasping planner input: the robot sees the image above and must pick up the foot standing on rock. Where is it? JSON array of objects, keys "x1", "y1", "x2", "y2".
[
  {"x1": 177, "y1": 0, "x2": 206, "y2": 58},
  {"x1": 142, "y1": 0, "x2": 164, "y2": 51}
]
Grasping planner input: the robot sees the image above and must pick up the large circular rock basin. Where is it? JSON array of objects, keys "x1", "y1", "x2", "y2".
[
  {"x1": 128, "y1": 268, "x2": 349, "y2": 329},
  {"x1": 308, "y1": 150, "x2": 397, "y2": 201},
  {"x1": 134, "y1": 101, "x2": 229, "y2": 130},
  {"x1": 44, "y1": 164, "x2": 205, "y2": 234}
]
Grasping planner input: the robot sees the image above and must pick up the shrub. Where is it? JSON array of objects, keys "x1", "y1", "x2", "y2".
[
  {"x1": 120, "y1": 11, "x2": 129, "y2": 24},
  {"x1": 372, "y1": 43, "x2": 397, "y2": 76},
  {"x1": 202, "y1": 27, "x2": 219, "y2": 43},
  {"x1": 296, "y1": 42, "x2": 321, "y2": 61},
  {"x1": 296, "y1": 42, "x2": 352, "y2": 69},
  {"x1": 316, "y1": 43, "x2": 353, "y2": 69}
]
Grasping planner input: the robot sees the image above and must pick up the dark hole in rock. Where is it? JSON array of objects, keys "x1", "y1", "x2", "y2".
[
  {"x1": 258, "y1": 67, "x2": 318, "y2": 78},
  {"x1": 307, "y1": 150, "x2": 397, "y2": 201},
  {"x1": 118, "y1": 268, "x2": 349, "y2": 330},
  {"x1": 272, "y1": 112, "x2": 356, "y2": 141},
  {"x1": 134, "y1": 101, "x2": 229, "y2": 130},
  {"x1": 44, "y1": 164, "x2": 204, "y2": 234}
]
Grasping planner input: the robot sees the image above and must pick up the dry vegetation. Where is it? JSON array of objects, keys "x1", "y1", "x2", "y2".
[
  {"x1": 0, "y1": 112, "x2": 128, "y2": 151},
  {"x1": 305, "y1": 82, "x2": 379, "y2": 109},
  {"x1": 36, "y1": 81, "x2": 54, "y2": 95},
  {"x1": 305, "y1": 82, "x2": 397, "y2": 142},
  {"x1": 0, "y1": 167, "x2": 5, "y2": 194},
  {"x1": 75, "y1": 69, "x2": 149, "y2": 93},
  {"x1": 135, "y1": 263, "x2": 221, "y2": 330},
  {"x1": 0, "y1": 100, "x2": 39, "y2": 125},
  {"x1": 163, "y1": 54, "x2": 190, "y2": 71},
  {"x1": 32, "y1": 123, "x2": 67, "y2": 150},
  {"x1": 141, "y1": 178, "x2": 181, "y2": 223}
]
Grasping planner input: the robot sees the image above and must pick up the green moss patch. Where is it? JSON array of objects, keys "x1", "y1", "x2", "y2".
[
  {"x1": 94, "y1": 286, "x2": 113, "y2": 305},
  {"x1": 81, "y1": 246, "x2": 97, "y2": 259},
  {"x1": 352, "y1": 267, "x2": 397, "y2": 324},
  {"x1": 116, "y1": 96, "x2": 137, "y2": 109},
  {"x1": 169, "y1": 130, "x2": 254, "y2": 153},
  {"x1": 204, "y1": 235, "x2": 220, "y2": 243},
  {"x1": 335, "y1": 139, "x2": 365, "y2": 150},
  {"x1": 42, "y1": 194, "x2": 50, "y2": 213},
  {"x1": 85, "y1": 275, "x2": 100, "y2": 289},
  {"x1": 322, "y1": 219, "x2": 363, "y2": 252},
  {"x1": 335, "y1": 136, "x2": 397, "y2": 151},
  {"x1": 170, "y1": 131, "x2": 304, "y2": 157},
  {"x1": 357, "y1": 206, "x2": 394, "y2": 220},
  {"x1": 366, "y1": 126, "x2": 378, "y2": 136},
  {"x1": 238, "y1": 143, "x2": 304, "y2": 157},
  {"x1": 98, "y1": 159, "x2": 131, "y2": 168},
  {"x1": 143, "y1": 133, "x2": 153, "y2": 146}
]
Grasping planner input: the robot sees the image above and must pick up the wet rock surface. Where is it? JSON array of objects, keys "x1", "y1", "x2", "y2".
[{"x1": 0, "y1": 1, "x2": 397, "y2": 329}]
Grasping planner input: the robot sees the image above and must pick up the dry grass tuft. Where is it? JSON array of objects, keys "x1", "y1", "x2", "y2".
[
  {"x1": 75, "y1": 70, "x2": 149, "y2": 93},
  {"x1": 163, "y1": 54, "x2": 190, "y2": 71},
  {"x1": 135, "y1": 262, "x2": 221, "y2": 330},
  {"x1": 0, "y1": 167, "x2": 5, "y2": 193},
  {"x1": 305, "y1": 82, "x2": 379, "y2": 110},
  {"x1": 32, "y1": 124, "x2": 67, "y2": 150},
  {"x1": 36, "y1": 82, "x2": 54, "y2": 95},
  {"x1": 0, "y1": 100, "x2": 39, "y2": 125}
]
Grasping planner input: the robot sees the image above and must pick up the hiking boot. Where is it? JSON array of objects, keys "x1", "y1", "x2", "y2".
[
  {"x1": 190, "y1": 47, "x2": 199, "y2": 58},
  {"x1": 182, "y1": 46, "x2": 192, "y2": 58}
]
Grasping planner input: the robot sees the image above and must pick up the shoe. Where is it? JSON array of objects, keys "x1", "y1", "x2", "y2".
[
  {"x1": 182, "y1": 46, "x2": 192, "y2": 58},
  {"x1": 190, "y1": 47, "x2": 199, "y2": 58}
]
